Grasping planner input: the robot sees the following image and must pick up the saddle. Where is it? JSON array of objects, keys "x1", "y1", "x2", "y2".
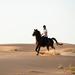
[{"x1": 41, "y1": 36, "x2": 49, "y2": 44}]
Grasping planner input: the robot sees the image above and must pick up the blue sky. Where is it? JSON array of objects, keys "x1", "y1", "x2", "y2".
[{"x1": 0, "y1": 0, "x2": 75, "y2": 44}]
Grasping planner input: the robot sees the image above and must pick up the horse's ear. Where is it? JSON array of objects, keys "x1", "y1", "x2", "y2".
[
  {"x1": 35, "y1": 29, "x2": 37, "y2": 30},
  {"x1": 36, "y1": 29, "x2": 38, "y2": 31},
  {"x1": 34, "y1": 29, "x2": 37, "y2": 31}
]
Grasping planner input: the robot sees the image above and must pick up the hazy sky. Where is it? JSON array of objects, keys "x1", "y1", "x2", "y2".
[{"x1": 0, "y1": 0, "x2": 75, "y2": 44}]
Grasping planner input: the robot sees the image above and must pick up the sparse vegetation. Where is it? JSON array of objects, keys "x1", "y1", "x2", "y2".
[
  {"x1": 57, "y1": 64, "x2": 64, "y2": 69},
  {"x1": 57, "y1": 64, "x2": 75, "y2": 74},
  {"x1": 68, "y1": 65, "x2": 75, "y2": 74},
  {"x1": 14, "y1": 49, "x2": 18, "y2": 51}
]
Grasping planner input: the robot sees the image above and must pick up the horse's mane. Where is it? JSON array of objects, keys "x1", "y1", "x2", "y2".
[{"x1": 35, "y1": 29, "x2": 41, "y2": 36}]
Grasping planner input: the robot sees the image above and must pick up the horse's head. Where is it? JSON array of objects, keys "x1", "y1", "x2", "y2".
[{"x1": 32, "y1": 29, "x2": 41, "y2": 37}]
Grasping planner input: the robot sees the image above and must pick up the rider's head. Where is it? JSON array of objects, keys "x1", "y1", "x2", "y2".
[{"x1": 43, "y1": 25, "x2": 46, "y2": 29}]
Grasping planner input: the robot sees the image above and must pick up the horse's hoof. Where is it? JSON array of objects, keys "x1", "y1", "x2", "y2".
[
  {"x1": 35, "y1": 50, "x2": 37, "y2": 52},
  {"x1": 36, "y1": 53, "x2": 39, "y2": 56}
]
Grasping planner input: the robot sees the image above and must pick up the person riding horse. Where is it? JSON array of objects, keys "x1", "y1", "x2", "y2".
[
  {"x1": 36, "y1": 25, "x2": 48, "y2": 45},
  {"x1": 32, "y1": 29, "x2": 63, "y2": 55}
]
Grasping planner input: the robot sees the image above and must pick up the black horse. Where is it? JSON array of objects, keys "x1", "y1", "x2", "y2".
[{"x1": 32, "y1": 29, "x2": 63, "y2": 55}]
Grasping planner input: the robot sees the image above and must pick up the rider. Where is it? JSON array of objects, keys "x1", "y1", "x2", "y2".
[
  {"x1": 42, "y1": 25, "x2": 49, "y2": 44},
  {"x1": 42, "y1": 25, "x2": 48, "y2": 37}
]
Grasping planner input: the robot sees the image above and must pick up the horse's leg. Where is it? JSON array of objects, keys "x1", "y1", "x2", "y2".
[
  {"x1": 35, "y1": 45, "x2": 39, "y2": 52},
  {"x1": 51, "y1": 45, "x2": 55, "y2": 49},
  {"x1": 51, "y1": 43, "x2": 57, "y2": 55},
  {"x1": 37, "y1": 46, "x2": 40, "y2": 55},
  {"x1": 47, "y1": 46, "x2": 49, "y2": 51},
  {"x1": 50, "y1": 40, "x2": 55, "y2": 49}
]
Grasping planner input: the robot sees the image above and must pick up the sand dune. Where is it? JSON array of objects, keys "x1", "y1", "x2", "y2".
[{"x1": 0, "y1": 43, "x2": 75, "y2": 75}]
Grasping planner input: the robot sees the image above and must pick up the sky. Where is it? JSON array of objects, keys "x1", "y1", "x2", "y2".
[{"x1": 0, "y1": 0, "x2": 75, "y2": 44}]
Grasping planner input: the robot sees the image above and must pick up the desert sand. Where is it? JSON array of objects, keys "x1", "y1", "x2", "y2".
[{"x1": 0, "y1": 43, "x2": 75, "y2": 75}]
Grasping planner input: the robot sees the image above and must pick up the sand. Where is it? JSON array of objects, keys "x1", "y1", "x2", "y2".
[{"x1": 0, "y1": 43, "x2": 75, "y2": 75}]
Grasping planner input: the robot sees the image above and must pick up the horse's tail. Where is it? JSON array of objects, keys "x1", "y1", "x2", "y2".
[{"x1": 51, "y1": 37, "x2": 63, "y2": 45}]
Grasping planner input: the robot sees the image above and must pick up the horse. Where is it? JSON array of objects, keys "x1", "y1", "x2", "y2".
[{"x1": 32, "y1": 29, "x2": 63, "y2": 55}]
